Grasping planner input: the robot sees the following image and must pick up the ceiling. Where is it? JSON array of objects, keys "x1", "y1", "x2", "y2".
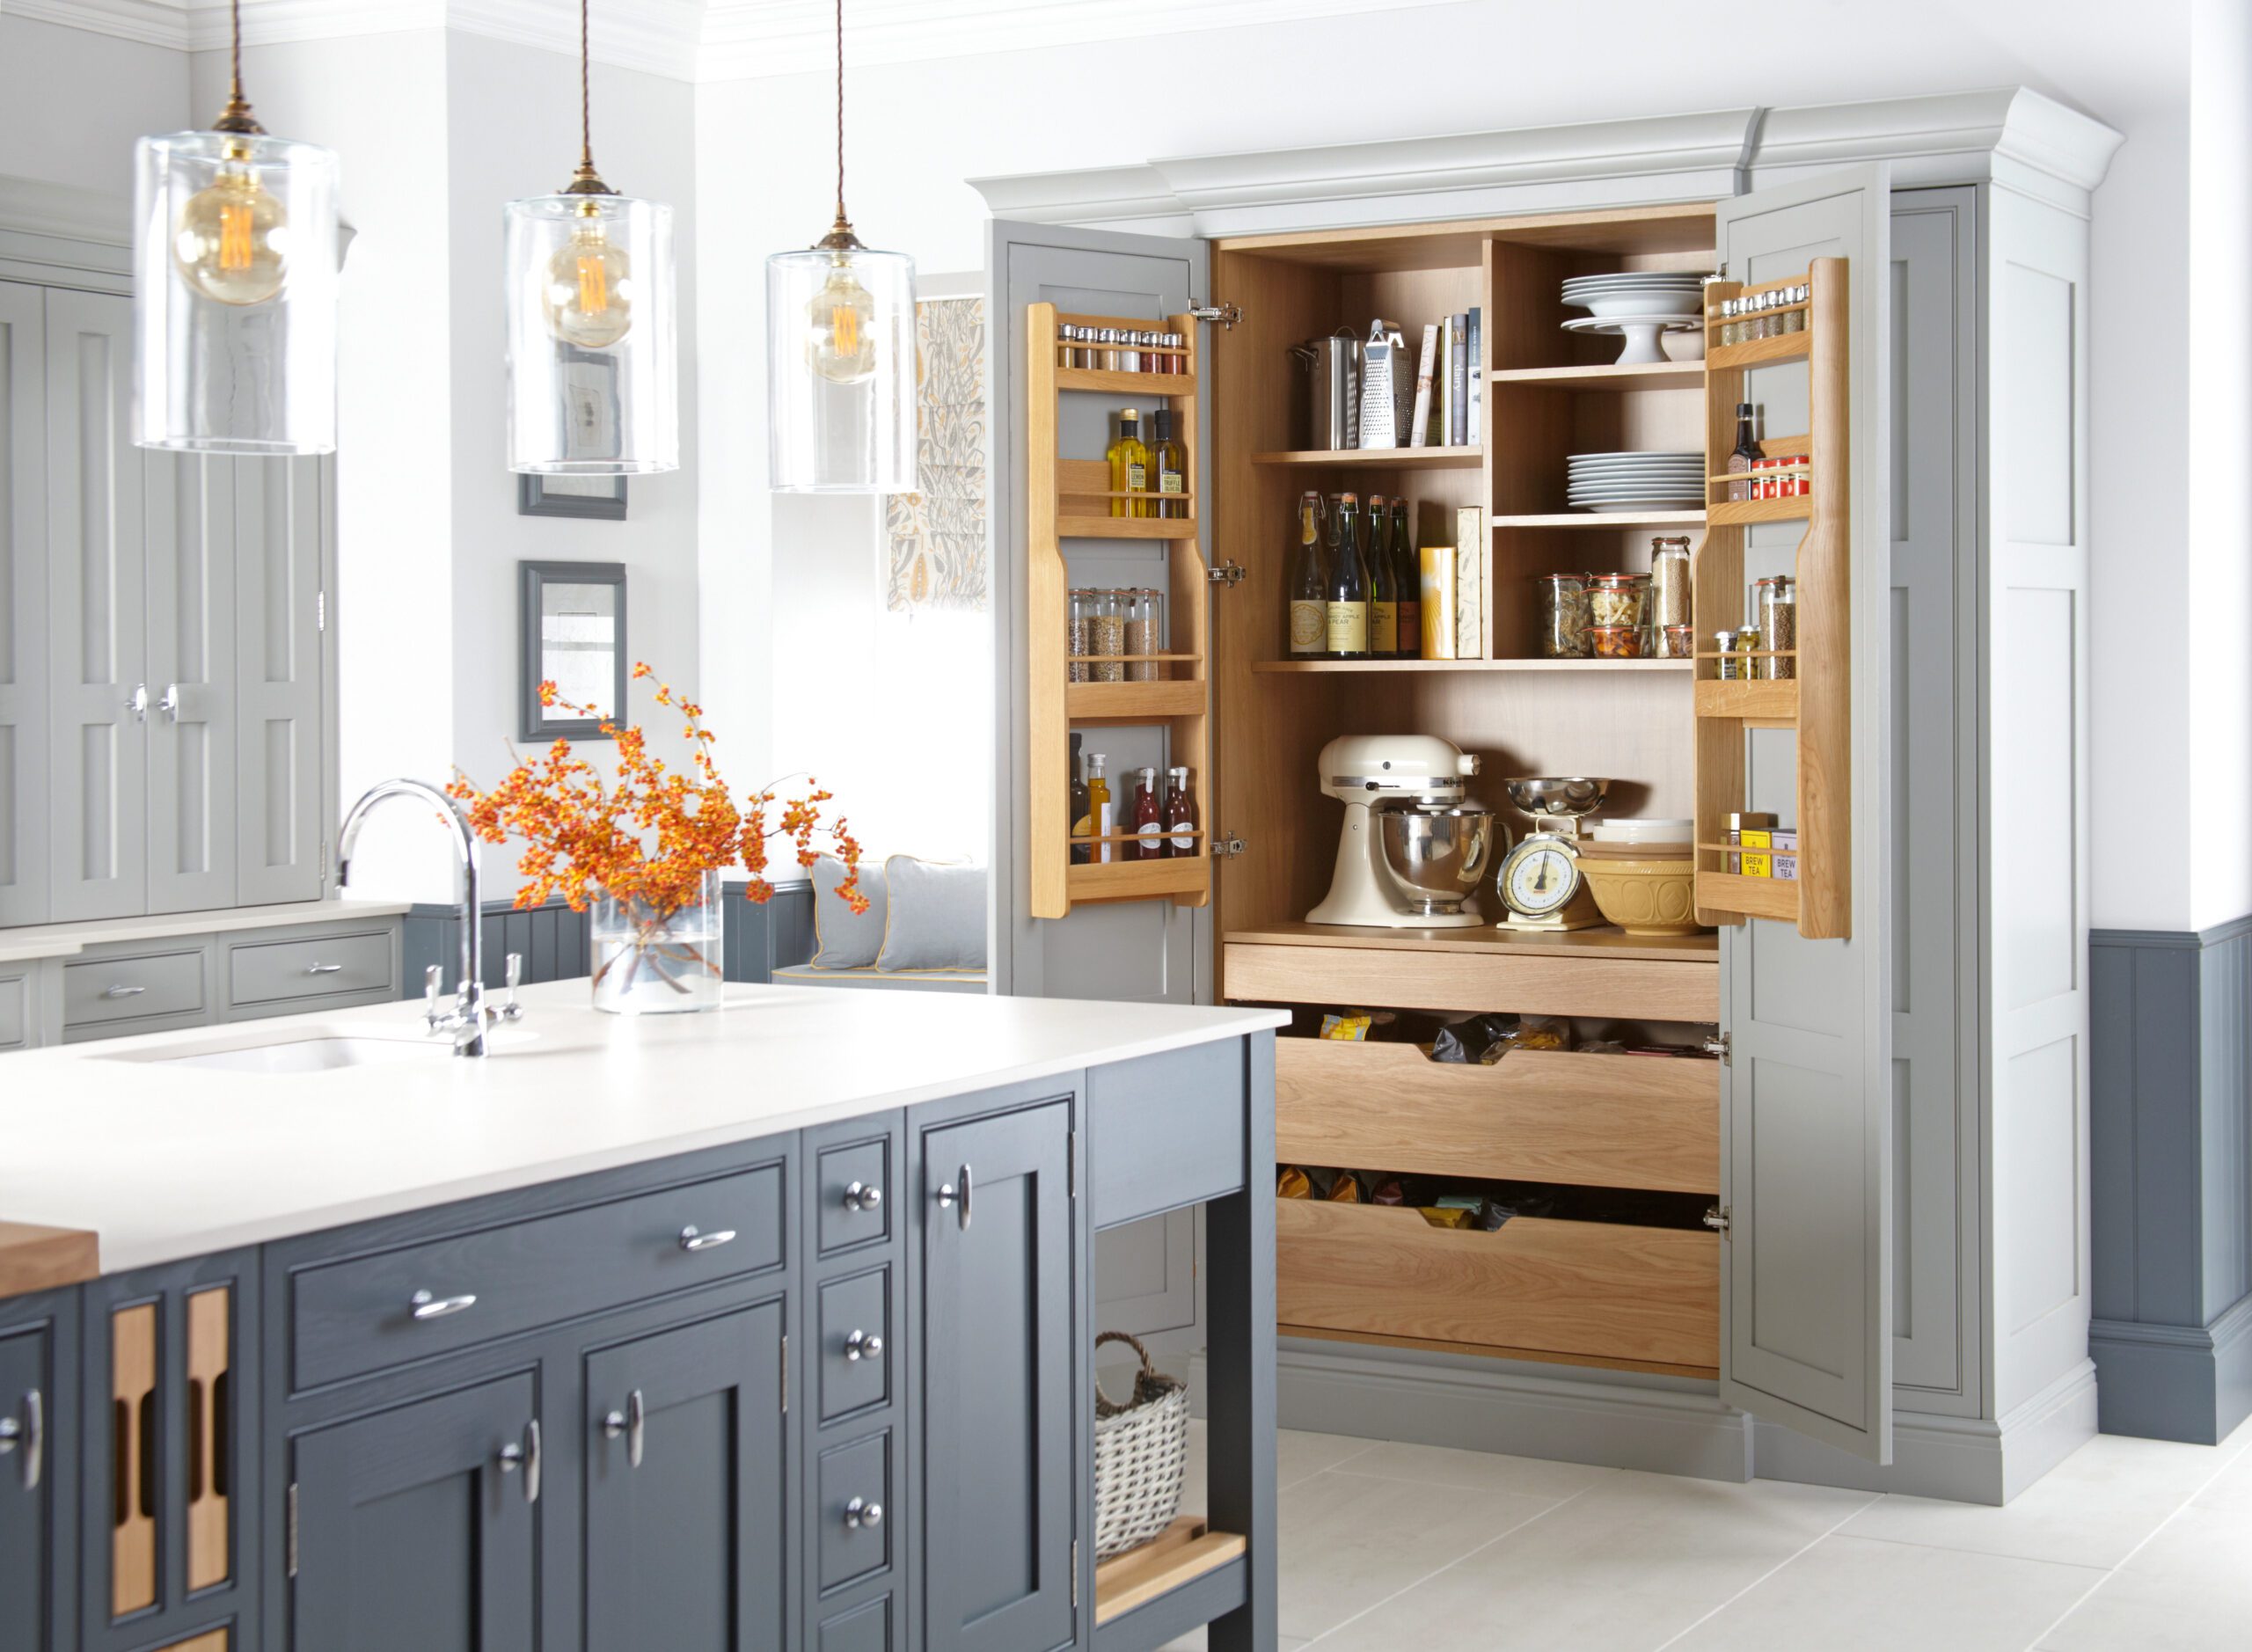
[{"x1": 15, "y1": 0, "x2": 1461, "y2": 82}]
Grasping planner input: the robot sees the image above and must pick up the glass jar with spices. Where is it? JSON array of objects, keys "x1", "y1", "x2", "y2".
[
  {"x1": 1089, "y1": 589, "x2": 1126, "y2": 683},
  {"x1": 1067, "y1": 588, "x2": 1095, "y2": 683},
  {"x1": 1123, "y1": 588, "x2": 1163, "y2": 682},
  {"x1": 1714, "y1": 628, "x2": 1739, "y2": 680},
  {"x1": 1535, "y1": 573, "x2": 1591, "y2": 658},
  {"x1": 1756, "y1": 575, "x2": 1797, "y2": 679},
  {"x1": 1649, "y1": 537, "x2": 1693, "y2": 629},
  {"x1": 1587, "y1": 571, "x2": 1649, "y2": 630},
  {"x1": 1782, "y1": 287, "x2": 1805, "y2": 333},
  {"x1": 1734, "y1": 624, "x2": 1763, "y2": 682}
]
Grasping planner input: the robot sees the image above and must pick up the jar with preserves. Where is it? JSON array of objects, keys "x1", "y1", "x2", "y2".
[
  {"x1": 1734, "y1": 623, "x2": 1763, "y2": 682},
  {"x1": 1535, "y1": 573, "x2": 1591, "y2": 657},
  {"x1": 1585, "y1": 624, "x2": 1644, "y2": 659},
  {"x1": 1587, "y1": 572, "x2": 1649, "y2": 630},
  {"x1": 1654, "y1": 624, "x2": 1697, "y2": 659},
  {"x1": 1755, "y1": 575, "x2": 1797, "y2": 679}
]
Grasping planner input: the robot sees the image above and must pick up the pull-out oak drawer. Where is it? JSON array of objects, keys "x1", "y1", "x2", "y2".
[
  {"x1": 1224, "y1": 940, "x2": 1718, "y2": 1021},
  {"x1": 288, "y1": 1165, "x2": 784, "y2": 1390},
  {"x1": 1276, "y1": 1198, "x2": 1718, "y2": 1376},
  {"x1": 1276, "y1": 1039, "x2": 1718, "y2": 1195}
]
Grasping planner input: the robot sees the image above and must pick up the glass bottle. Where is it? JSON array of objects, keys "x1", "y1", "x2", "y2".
[
  {"x1": 1164, "y1": 765, "x2": 1197, "y2": 858},
  {"x1": 1069, "y1": 734, "x2": 1092, "y2": 865},
  {"x1": 1288, "y1": 491, "x2": 1327, "y2": 658},
  {"x1": 1391, "y1": 497, "x2": 1421, "y2": 660},
  {"x1": 1727, "y1": 402, "x2": 1759, "y2": 501},
  {"x1": 1086, "y1": 753, "x2": 1113, "y2": 864},
  {"x1": 1365, "y1": 493, "x2": 1399, "y2": 660},
  {"x1": 1108, "y1": 409, "x2": 1149, "y2": 519},
  {"x1": 1131, "y1": 766, "x2": 1165, "y2": 859},
  {"x1": 1150, "y1": 409, "x2": 1187, "y2": 518},
  {"x1": 1324, "y1": 492, "x2": 1370, "y2": 660}
]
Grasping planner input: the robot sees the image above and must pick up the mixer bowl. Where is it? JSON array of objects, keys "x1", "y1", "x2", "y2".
[
  {"x1": 1379, "y1": 806, "x2": 1497, "y2": 914},
  {"x1": 1503, "y1": 776, "x2": 1612, "y2": 818}
]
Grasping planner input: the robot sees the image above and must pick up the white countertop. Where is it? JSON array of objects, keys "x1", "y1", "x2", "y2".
[
  {"x1": 0, "y1": 898, "x2": 413, "y2": 964},
  {"x1": 0, "y1": 981, "x2": 1287, "y2": 1276}
]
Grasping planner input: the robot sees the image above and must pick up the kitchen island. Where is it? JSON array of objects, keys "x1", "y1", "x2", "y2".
[{"x1": 0, "y1": 982, "x2": 1285, "y2": 1652}]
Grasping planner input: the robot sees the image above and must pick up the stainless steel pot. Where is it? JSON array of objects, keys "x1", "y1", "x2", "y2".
[
  {"x1": 1291, "y1": 328, "x2": 1361, "y2": 450},
  {"x1": 1379, "y1": 803, "x2": 1496, "y2": 916}
]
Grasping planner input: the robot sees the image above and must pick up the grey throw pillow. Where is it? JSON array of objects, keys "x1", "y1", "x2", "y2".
[
  {"x1": 876, "y1": 857, "x2": 988, "y2": 972},
  {"x1": 809, "y1": 856, "x2": 887, "y2": 969}
]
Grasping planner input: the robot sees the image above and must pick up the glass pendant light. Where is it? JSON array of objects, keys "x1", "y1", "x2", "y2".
[
  {"x1": 133, "y1": 0, "x2": 340, "y2": 454},
  {"x1": 504, "y1": 0, "x2": 677, "y2": 474},
  {"x1": 766, "y1": 0, "x2": 917, "y2": 493}
]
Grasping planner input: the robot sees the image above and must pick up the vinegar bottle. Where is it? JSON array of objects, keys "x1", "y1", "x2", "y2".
[{"x1": 1086, "y1": 753, "x2": 1113, "y2": 863}]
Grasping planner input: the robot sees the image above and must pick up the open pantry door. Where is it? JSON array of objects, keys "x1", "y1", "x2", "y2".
[
  {"x1": 1712, "y1": 165, "x2": 1896, "y2": 1462},
  {"x1": 988, "y1": 221, "x2": 1217, "y2": 1005}
]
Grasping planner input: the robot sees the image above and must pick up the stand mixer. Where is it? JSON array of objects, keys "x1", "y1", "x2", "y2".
[{"x1": 1305, "y1": 735, "x2": 1495, "y2": 928}]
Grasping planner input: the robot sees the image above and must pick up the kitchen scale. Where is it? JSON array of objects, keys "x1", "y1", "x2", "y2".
[{"x1": 1495, "y1": 776, "x2": 1608, "y2": 932}]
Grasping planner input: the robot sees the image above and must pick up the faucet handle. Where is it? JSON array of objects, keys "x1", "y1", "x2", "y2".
[
  {"x1": 423, "y1": 964, "x2": 444, "y2": 1028},
  {"x1": 498, "y1": 953, "x2": 525, "y2": 1022}
]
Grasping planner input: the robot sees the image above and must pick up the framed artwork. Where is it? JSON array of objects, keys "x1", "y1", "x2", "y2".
[
  {"x1": 519, "y1": 560, "x2": 628, "y2": 740},
  {"x1": 518, "y1": 471, "x2": 628, "y2": 520}
]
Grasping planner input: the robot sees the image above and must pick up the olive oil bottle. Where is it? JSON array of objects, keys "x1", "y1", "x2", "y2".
[
  {"x1": 1108, "y1": 409, "x2": 1150, "y2": 518},
  {"x1": 1150, "y1": 409, "x2": 1187, "y2": 518}
]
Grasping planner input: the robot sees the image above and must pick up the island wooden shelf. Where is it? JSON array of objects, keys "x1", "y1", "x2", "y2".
[
  {"x1": 1249, "y1": 447, "x2": 1484, "y2": 469},
  {"x1": 1224, "y1": 920, "x2": 1716, "y2": 964},
  {"x1": 1093, "y1": 1518, "x2": 1249, "y2": 1627},
  {"x1": 0, "y1": 1221, "x2": 99, "y2": 1297},
  {"x1": 1486, "y1": 361, "x2": 1706, "y2": 393}
]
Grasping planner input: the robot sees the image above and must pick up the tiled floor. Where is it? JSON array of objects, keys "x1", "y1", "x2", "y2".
[{"x1": 1159, "y1": 1409, "x2": 2252, "y2": 1649}]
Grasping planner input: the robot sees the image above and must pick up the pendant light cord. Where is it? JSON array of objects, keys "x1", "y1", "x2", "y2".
[
  {"x1": 213, "y1": 0, "x2": 262, "y2": 135},
  {"x1": 230, "y1": 0, "x2": 245, "y2": 104},
  {"x1": 581, "y1": 0, "x2": 594, "y2": 174},
  {"x1": 833, "y1": 0, "x2": 848, "y2": 227}
]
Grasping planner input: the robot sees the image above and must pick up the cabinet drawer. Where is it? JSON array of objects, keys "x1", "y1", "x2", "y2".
[
  {"x1": 816, "y1": 1137, "x2": 892, "y2": 1255},
  {"x1": 1224, "y1": 941, "x2": 1718, "y2": 1021},
  {"x1": 289, "y1": 1166, "x2": 783, "y2": 1390},
  {"x1": 228, "y1": 930, "x2": 394, "y2": 1006},
  {"x1": 818, "y1": 1267, "x2": 891, "y2": 1422},
  {"x1": 1276, "y1": 1039, "x2": 1719, "y2": 1195},
  {"x1": 818, "y1": 1595, "x2": 893, "y2": 1652},
  {"x1": 63, "y1": 948, "x2": 205, "y2": 1027},
  {"x1": 1276, "y1": 1198, "x2": 1718, "y2": 1375},
  {"x1": 816, "y1": 1430, "x2": 891, "y2": 1592}
]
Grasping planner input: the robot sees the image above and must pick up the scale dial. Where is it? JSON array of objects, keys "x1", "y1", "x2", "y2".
[{"x1": 1499, "y1": 834, "x2": 1583, "y2": 918}]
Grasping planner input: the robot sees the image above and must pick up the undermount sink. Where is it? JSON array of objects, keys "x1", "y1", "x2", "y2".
[{"x1": 106, "y1": 1031, "x2": 457, "y2": 1074}]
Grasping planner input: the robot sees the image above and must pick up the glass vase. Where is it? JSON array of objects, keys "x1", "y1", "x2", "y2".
[{"x1": 589, "y1": 873, "x2": 723, "y2": 1014}]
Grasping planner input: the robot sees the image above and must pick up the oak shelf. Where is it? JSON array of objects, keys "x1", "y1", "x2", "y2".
[
  {"x1": 1064, "y1": 679, "x2": 1207, "y2": 719},
  {"x1": 1486, "y1": 362, "x2": 1707, "y2": 393},
  {"x1": 1055, "y1": 366, "x2": 1199, "y2": 395},
  {"x1": 1253, "y1": 657, "x2": 1693, "y2": 675},
  {"x1": 1704, "y1": 495, "x2": 1812, "y2": 527},
  {"x1": 1249, "y1": 447, "x2": 1484, "y2": 469},
  {"x1": 1057, "y1": 515, "x2": 1202, "y2": 540},
  {"x1": 1693, "y1": 678, "x2": 1799, "y2": 724},
  {"x1": 1093, "y1": 1519, "x2": 1248, "y2": 1626},
  {"x1": 1493, "y1": 510, "x2": 1707, "y2": 530},
  {"x1": 1705, "y1": 331, "x2": 1811, "y2": 370}
]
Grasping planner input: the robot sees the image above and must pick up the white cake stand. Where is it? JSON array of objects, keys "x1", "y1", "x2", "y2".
[{"x1": 1561, "y1": 313, "x2": 1701, "y2": 367}]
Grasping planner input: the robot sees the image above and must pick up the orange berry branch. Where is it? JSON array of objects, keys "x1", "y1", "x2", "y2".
[{"x1": 447, "y1": 662, "x2": 869, "y2": 920}]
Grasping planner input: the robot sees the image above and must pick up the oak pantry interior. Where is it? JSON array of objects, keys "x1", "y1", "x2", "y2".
[{"x1": 988, "y1": 91, "x2": 2112, "y2": 1502}]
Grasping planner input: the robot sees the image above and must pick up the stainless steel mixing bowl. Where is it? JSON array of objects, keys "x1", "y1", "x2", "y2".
[
  {"x1": 1379, "y1": 804, "x2": 1497, "y2": 914},
  {"x1": 1503, "y1": 776, "x2": 1612, "y2": 819}
]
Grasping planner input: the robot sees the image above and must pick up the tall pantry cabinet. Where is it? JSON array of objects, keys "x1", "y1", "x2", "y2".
[
  {"x1": 982, "y1": 90, "x2": 2117, "y2": 1501},
  {"x1": 0, "y1": 198, "x2": 332, "y2": 932}
]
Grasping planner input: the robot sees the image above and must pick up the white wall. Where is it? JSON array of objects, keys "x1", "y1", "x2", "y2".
[
  {"x1": 0, "y1": 15, "x2": 186, "y2": 196},
  {"x1": 693, "y1": 0, "x2": 2196, "y2": 926}
]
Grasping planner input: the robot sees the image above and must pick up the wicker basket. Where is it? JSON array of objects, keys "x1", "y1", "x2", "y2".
[{"x1": 1093, "y1": 1330, "x2": 1191, "y2": 1559}]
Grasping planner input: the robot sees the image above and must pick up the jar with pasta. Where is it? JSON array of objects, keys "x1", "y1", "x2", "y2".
[
  {"x1": 1534, "y1": 574, "x2": 1590, "y2": 657},
  {"x1": 1586, "y1": 572, "x2": 1649, "y2": 630}
]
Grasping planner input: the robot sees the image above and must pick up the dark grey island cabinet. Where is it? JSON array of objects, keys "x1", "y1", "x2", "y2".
[{"x1": 1, "y1": 1028, "x2": 1276, "y2": 1652}]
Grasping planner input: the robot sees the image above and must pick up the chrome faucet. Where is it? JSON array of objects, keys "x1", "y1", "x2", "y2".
[{"x1": 338, "y1": 778, "x2": 523, "y2": 1056}]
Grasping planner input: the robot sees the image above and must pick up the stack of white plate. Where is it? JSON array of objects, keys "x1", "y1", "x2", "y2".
[
  {"x1": 1561, "y1": 272, "x2": 1708, "y2": 319},
  {"x1": 1566, "y1": 450, "x2": 1704, "y2": 513}
]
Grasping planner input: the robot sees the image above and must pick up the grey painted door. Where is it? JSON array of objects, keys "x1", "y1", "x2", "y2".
[
  {"x1": 45, "y1": 286, "x2": 148, "y2": 923},
  {"x1": 234, "y1": 454, "x2": 326, "y2": 905},
  {"x1": 988, "y1": 221, "x2": 1212, "y2": 1005},
  {"x1": 582, "y1": 1300, "x2": 789, "y2": 1652},
  {"x1": 289, "y1": 1371, "x2": 538, "y2": 1652},
  {"x1": 0, "y1": 282, "x2": 48, "y2": 927},
  {"x1": 0, "y1": 1327, "x2": 52, "y2": 1651},
  {"x1": 145, "y1": 453, "x2": 237, "y2": 914},
  {"x1": 1715, "y1": 165, "x2": 1896, "y2": 1463},
  {"x1": 922, "y1": 1100, "x2": 1075, "y2": 1652}
]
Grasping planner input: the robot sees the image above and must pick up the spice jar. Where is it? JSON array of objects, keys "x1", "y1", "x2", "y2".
[
  {"x1": 1715, "y1": 628, "x2": 1739, "y2": 680},
  {"x1": 1654, "y1": 624, "x2": 1697, "y2": 659},
  {"x1": 1585, "y1": 624, "x2": 1644, "y2": 660},
  {"x1": 1782, "y1": 286, "x2": 1805, "y2": 333},
  {"x1": 1734, "y1": 624, "x2": 1763, "y2": 682},
  {"x1": 1587, "y1": 572, "x2": 1649, "y2": 629},
  {"x1": 1535, "y1": 573, "x2": 1591, "y2": 658},
  {"x1": 1089, "y1": 589, "x2": 1126, "y2": 682},
  {"x1": 1123, "y1": 588, "x2": 1163, "y2": 682},
  {"x1": 1067, "y1": 588, "x2": 1095, "y2": 683},
  {"x1": 1649, "y1": 537, "x2": 1693, "y2": 628},
  {"x1": 1725, "y1": 810, "x2": 1779, "y2": 874},
  {"x1": 1755, "y1": 575, "x2": 1797, "y2": 679}
]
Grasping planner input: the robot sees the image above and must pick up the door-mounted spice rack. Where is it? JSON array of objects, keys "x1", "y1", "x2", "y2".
[
  {"x1": 1690, "y1": 257, "x2": 1850, "y2": 939},
  {"x1": 1027, "y1": 302, "x2": 1212, "y2": 918}
]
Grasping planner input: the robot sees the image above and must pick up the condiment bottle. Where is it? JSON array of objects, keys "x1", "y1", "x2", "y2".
[
  {"x1": 1132, "y1": 766, "x2": 1164, "y2": 859},
  {"x1": 1288, "y1": 491, "x2": 1327, "y2": 657},
  {"x1": 1108, "y1": 409, "x2": 1150, "y2": 519},
  {"x1": 1086, "y1": 754, "x2": 1113, "y2": 864},
  {"x1": 1390, "y1": 498, "x2": 1421, "y2": 661},
  {"x1": 1325, "y1": 492, "x2": 1370, "y2": 660},
  {"x1": 1164, "y1": 765, "x2": 1198, "y2": 858},
  {"x1": 1366, "y1": 494, "x2": 1400, "y2": 658},
  {"x1": 1069, "y1": 735, "x2": 1092, "y2": 865},
  {"x1": 1727, "y1": 403, "x2": 1758, "y2": 501},
  {"x1": 1150, "y1": 409, "x2": 1187, "y2": 518}
]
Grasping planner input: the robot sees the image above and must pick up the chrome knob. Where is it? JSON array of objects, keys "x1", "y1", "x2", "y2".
[
  {"x1": 841, "y1": 1181, "x2": 882, "y2": 1214},
  {"x1": 496, "y1": 1419, "x2": 540, "y2": 1503},
  {"x1": 844, "y1": 1330, "x2": 883, "y2": 1363},
  {"x1": 602, "y1": 1389, "x2": 645, "y2": 1467},
  {"x1": 844, "y1": 1496, "x2": 882, "y2": 1531}
]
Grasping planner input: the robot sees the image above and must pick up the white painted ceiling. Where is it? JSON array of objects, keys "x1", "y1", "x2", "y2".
[{"x1": 16, "y1": 0, "x2": 1462, "y2": 81}]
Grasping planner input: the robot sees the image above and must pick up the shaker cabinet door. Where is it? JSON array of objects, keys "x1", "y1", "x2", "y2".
[
  {"x1": 0, "y1": 281, "x2": 49, "y2": 928},
  {"x1": 289, "y1": 1373, "x2": 537, "y2": 1652},
  {"x1": 582, "y1": 1300, "x2": 791, "y2": 1652},
  {"x1": 1713, "y1": 164, "x2": 1896, "y2": 1464},
  {"x1": 920, "y1": 1100, "x2": 1076, "y2": 1652},
  {"x1": 0, "y1": 1321, "x2": 63, "y2": 1652}
]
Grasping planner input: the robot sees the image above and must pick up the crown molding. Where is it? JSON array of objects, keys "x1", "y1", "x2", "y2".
[{"x1": 5, "y1": 0, "x2": 192, "y2": 49}]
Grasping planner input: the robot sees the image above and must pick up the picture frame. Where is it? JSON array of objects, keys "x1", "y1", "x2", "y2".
[
  {"x1": 519, "y1": 560, "x2": 629, "y2": 741},
  {"x1": 517, "y1": 471, "x2": 628, "y2": 520}
]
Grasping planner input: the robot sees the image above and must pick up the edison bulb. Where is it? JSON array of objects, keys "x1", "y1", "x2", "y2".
[
  {"x1": 172, "y1": 159, "x2": 290, "y2": 307},
  {"x1": 542, "y1": 219, "x2": 634, "y2": 349},
  {"x1": 805, "y1": 254, "x2": 877, "y2": 384}
]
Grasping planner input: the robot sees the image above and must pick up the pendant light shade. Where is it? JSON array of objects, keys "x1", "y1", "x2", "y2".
[
  {"x1": 766, "y1": 0, "x2": 917, "y2": 493},
  {"x1": 506, "y1": 0, "x2": 677, "y2": 474},
  {"x1": 133, "y1": 2, "x2": 339, "y2": 454}
]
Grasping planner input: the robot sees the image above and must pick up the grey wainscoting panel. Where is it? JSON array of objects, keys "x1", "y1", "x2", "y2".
[{"x1": 2089, "y1": 917, "x2": 2252, "y2": 1444}]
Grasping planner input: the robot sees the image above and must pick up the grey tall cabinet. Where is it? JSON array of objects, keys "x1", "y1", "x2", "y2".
[{"x1": 0, "y1": 274, "x2": 330, "y2": 931}]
